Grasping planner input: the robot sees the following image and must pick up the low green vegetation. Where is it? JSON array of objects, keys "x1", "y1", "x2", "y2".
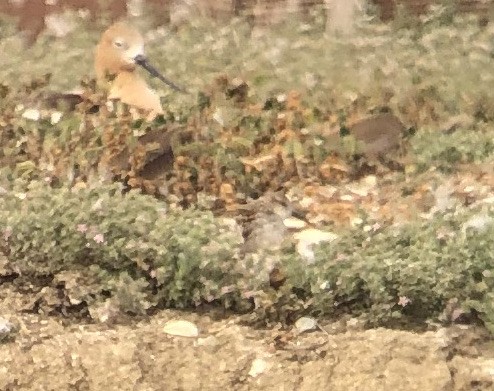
[
  {"x1": 282, "y1": 208, "x2": 494, "y2": 331},
  {"x1": 0, "y1": 180, "x2": 254, "y2": 313},
  {"x1": 412, "y1": 124, "x2": 494, "y2": 173},
  {"x1": 3, "y1": 179, "x2": 494, "y2": 332}
]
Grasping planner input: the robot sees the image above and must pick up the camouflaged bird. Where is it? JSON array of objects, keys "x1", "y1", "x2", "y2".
[{"x1": 94, "y1": 21, "x2": 186, "y2": 120}]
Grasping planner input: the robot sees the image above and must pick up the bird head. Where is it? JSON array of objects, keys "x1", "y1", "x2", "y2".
[{"x1": 95, "y1": 22, "x2": 187, "y2": 93}]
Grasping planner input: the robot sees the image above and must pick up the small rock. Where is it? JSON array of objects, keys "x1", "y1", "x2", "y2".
[
  {"x1": 283, "y1": 217, "x2": 307, "y2": 229},
  {"x1": 276, "y1": 94, "x2": 287, "y2": 103},
  {"x1": 163, "y1": 320, "x2": 199, "y2": 338},
  {"x1": 22, "y1": 109, "x2": 41, "y2": 121},
  {"x1": 0, "y1": 318, "x2": 17, "y2": 342},
  {"x1": 295, "y1": 317, "x2": 318, "y2": 333},
  {"x1": 248, "y1": 358, "x2": 269, "y2": 378},
  {"x1": 50, "y1": 111, "x2": 63, "y2": 124}
]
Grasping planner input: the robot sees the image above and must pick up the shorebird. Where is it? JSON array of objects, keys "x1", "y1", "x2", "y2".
[{"x1": 94, "y1": 21, "x2": 186, "y2": 119}]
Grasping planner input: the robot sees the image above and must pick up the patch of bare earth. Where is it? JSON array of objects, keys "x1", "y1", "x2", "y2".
[{"x1": 0, "y1": 285, "x2": 493, "y2": 391}]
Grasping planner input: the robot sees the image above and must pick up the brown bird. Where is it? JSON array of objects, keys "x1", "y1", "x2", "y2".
[
  {"x1": 94, "y1": 21, "x2": 186, "y2": 119},
  {"x1": 40, "y1": 21, "x2": 186, "y2": 118}
]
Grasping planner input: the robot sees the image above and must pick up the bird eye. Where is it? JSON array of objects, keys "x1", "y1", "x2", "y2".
[{"x1": 113, "y1": 39, "x2": 125, "y2": 49}]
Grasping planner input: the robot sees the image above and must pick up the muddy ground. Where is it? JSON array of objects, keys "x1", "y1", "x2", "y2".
[{"x1": 1, "y1": 285, "x2": 494, "y2": 391}]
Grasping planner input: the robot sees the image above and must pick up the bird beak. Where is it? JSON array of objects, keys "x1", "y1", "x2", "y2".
[{"x1": 133, "y1": 54, "x2": 187, "y2": 93}]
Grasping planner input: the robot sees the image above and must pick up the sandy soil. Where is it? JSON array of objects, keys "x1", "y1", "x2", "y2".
[{"x1": 1, "y1": 284, "x2": 494, "y2": 391}]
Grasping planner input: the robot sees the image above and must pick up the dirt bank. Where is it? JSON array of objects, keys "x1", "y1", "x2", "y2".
[{"x1": 1, "y1": 300, "x2": 494, "y2": 390}]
